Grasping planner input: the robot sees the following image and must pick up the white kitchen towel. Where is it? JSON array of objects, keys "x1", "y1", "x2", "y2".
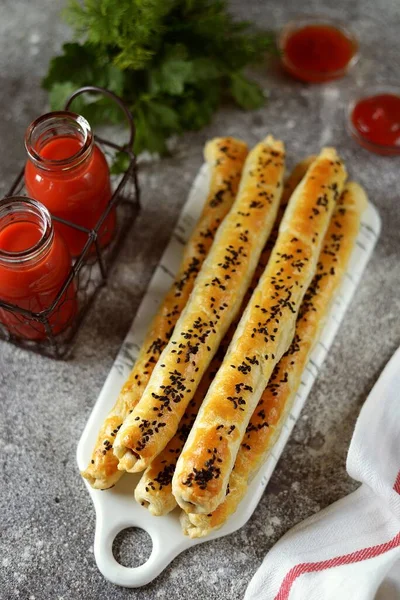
[{"x1": 245, "y1": 346, "x2": 400, "y2": 600}]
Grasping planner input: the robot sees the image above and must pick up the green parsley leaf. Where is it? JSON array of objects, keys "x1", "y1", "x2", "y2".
[
  {"x1": 48, "y1": 82, "x2": 79, "y2": 111},
  {"x1": 149, "y1": 56, "x2": 194, "y2": 96},
  {"x1": 133, "y1": 100, "x2": 181, "y2": 155},
  {"x1": 229, "y1": 72, "x2": 265, "y2": 110},
  {"x1": 43, "y1": 42, "x2": 125, "y2": 96},
  {"x1": 110, "y1": 151, "x2": 131, "y2": 174},
  {"x1": 177, "y1": 84, "x2": 220, "y2": 130}
]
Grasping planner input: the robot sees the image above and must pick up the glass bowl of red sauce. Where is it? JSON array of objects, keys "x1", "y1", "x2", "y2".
[
  {"x1": 278, "y1": 15, "x2": 359, "y2": 83},
  {"x1": 346, "y1": 86, "x2": 400, "y2": 155}
]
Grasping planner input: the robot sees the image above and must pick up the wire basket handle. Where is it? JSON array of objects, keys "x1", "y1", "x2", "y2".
[{"x1": 64, "y1": 86, "x2": 135, "y2": 151}]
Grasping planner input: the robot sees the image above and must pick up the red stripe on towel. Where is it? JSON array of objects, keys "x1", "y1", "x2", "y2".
[
  {"x1": 274, "y1": 531, "x2": 400, "y2": 599},
  {"x1": 393, "y1": 471, "x2": 400, "y2": 495},
  {"x1": 274, "y1": 471, "x2": 400, "y2": 599}
]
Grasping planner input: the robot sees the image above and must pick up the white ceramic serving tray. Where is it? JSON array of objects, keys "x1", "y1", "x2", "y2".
[{"x1": 77, "y1": 163, "x2": 381, "y2": 588}]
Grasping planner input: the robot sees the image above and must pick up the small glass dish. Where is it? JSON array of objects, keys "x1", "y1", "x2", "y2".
[
  {"x1": 278, "y1": 15, "x2": 359, "y2": 83},
  {"x1": 346, "y1": 85, "x2": 400, "y2": 156}
]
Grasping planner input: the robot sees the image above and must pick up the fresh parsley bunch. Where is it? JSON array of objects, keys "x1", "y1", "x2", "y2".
[{"x1": 43, "y1": 0, "x2": 275, "y2": 156}]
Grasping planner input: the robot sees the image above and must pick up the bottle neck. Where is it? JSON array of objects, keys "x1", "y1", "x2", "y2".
[
  {"x1": 0, "y1": 197, "x2": 54, "y2": 267},
  {"x1": 25, "y1": 111, "x2": 94, "y2": 173}
]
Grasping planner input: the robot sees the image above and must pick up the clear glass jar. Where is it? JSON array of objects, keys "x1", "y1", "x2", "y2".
[
  {"x1": 0, "y1": 197, "x2": 77, "y2": 340},
  {"x1": 24, "y1": 111, "x2": 116, "y2": 257}
]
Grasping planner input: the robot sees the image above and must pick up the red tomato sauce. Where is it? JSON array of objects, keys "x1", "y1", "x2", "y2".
[
  {"x1": 351, "y1": 94, "x2": 400, "y2": 152},
  {"x1": 282, "y1": 25, "x2": 357, "y2": 82},
  {"x1": 25, "y1": 135, "x2": 115, "y2": 257},
  {"x1": 40, "y1": 136, "x2": 82, "y2": 161},
  {"x1": 0, "y1": 220, "x2": 77, "y2": 340},
  {"x1": 0, "y1": 221, "x2": 42, "y2": 253}
]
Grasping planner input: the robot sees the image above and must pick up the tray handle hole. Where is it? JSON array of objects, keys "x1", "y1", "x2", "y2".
[{"x1": 112, "y1": 527, "x2": 152, "y2": 568}]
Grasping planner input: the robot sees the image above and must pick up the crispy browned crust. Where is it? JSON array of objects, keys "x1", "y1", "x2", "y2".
[
  {"x1": 114, "y1": 136, "x2": 286, "y2": 473},
  {"x1": 134, "y1": 156, "x2": 315, "y2": 515},
  {"x1": 181, "y1": 181, "x2": 366, "y2": 536},
  {"x1": 173, "y1": 147, "x2": 347, "y2": 515},
  {"x1": 81, "y1": 137, "x2": 248, "y2": 489},
  {"x1": 134, "y1": 360, "x2": 215, "y2": 515}
]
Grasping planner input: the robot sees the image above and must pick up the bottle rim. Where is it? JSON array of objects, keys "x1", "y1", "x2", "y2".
[
  {"x1": 25, "y1": 111, "x2": 94, "y2": 172},
  {"x1": 0, "y1": 196, "x2": 54, "y2": 264}
]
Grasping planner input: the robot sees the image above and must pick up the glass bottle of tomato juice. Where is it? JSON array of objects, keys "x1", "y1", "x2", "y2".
[{"x1": 24, "y1": 111, "x2": 116, "y2": 257}]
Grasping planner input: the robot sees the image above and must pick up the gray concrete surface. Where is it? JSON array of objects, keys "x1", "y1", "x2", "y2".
[{"x1": 0, "y1": 1, "x2": 399, "y2": 598}]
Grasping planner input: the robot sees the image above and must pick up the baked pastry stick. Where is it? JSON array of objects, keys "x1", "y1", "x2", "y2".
[
  {"x1": 114, "y1": 136, "x2": 286, "y2": 473},
  {"x1": 173, "y1": 147, "x2": 347, "y2": 514},
  {"x1": 81, "y1": 137, "x2": 248, "y2": 489},
  {"x1": 134, "y1": 156, "x2": 316, "y2": 515},
  {"x1": 181, "y1": 182, "x2": 367, "y2": 537}
]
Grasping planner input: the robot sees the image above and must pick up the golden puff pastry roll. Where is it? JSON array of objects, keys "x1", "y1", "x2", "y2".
[
  {"x1": 134, "y1": 156, "x2": 316, "y2": 515},
  {"x1": 114, "y1": 135, "x2": 286, "y2": 473},
  {"x1": 261, "y1": 155, "x2": 317, "y2": 256},
  {"x1": 134, "y1": 345, "x2": 226, "y2": 515},
  {"x1": 181, "y1": 181, "x2": 367, "y2": 537},
  {"x1": 81, "y1": 137, "x2": 248, "y2": 489},
  {"x1": 173, "y1": 147, "x2": 347, "y2": 515}
]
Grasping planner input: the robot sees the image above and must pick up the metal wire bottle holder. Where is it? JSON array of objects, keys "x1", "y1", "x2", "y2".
[{"x1": 0, "y1": 86, "x2": 141, "y2": 359}]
